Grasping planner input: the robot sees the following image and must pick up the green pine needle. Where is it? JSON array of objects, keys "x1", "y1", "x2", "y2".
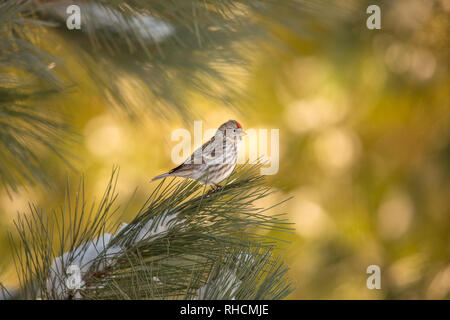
[{"x1": 7, "y1": 164, "x2": 294, "y2": 300}]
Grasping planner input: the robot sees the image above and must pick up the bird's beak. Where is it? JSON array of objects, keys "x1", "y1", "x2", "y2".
[{"x1": 238, "y1": 128, "x2": 247, "y2": 136}]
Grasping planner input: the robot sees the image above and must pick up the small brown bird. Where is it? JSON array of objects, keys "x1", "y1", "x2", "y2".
[{"x1": 151, "y1": 120, "x2": 247, "y2": 187}]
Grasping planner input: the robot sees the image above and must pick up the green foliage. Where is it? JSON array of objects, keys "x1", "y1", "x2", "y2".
[
  {"x1": 8, "y1": 165, "x2": 294, "y2": 300},
  {"x1": 0, "y1": 0, "x2": 323, "y2": 192},
  {"x1": 2, "y1": 0, "x2": 447, "y2": 300},
  {"x1": 34, "y1": 0, "x2": 275, "y2": 118},
  {"x1": 0, "y1": 0, "x2": 74, "y2": 193}
]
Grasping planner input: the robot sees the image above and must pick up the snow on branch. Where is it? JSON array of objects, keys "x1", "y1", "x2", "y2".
[
  {"x1": 46, "y1": 209, "x2": 182, "y2": 299},
  {"x1": 9, "y1": 165, "x2": 293, "y2": 300}
]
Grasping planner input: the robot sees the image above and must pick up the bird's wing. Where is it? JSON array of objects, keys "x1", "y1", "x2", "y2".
[
  {"x1": 168, "y1": 136, "x2": 216, "y2": 175},
  {"x1": 196, "y1": 135, "x2": 228, "y2": 165},
  {"x1": 187, "y1": 136, "x2": 220, "y2": 164}
]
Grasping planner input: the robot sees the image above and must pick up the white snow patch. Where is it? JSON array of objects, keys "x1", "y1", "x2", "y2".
[
  {"x1": 132, "y1": 212, "x2": 180, "y2": 243},
  {"x1": 87, "y1": 4, "x2": 175, "y2": 43},
  {"x1": 198, "y1": 270, "x2": 242, "y2": 300},
  {"x1": 46, "y1": 211, "x2": 182, "y2": 299},
  {"x1": 46, "y1": 233, "x2": 121, "y2": 299}
]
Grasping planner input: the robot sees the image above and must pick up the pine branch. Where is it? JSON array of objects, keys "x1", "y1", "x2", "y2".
[
  {"x1": 32, "y1": 0, "x2": 261, "y2": 119},
  {"x1": 5, "y1": 164, "x2": 294, "y2": 300},
  {"x1": 0, "y1": 0, "x2": 343, "y2": 192},
  {"x1": 0, "y1": 0, "x2": 75, "y2": 193},
  {"x1": 30, "y1": 0, "x2": 339, "y2": 119}
]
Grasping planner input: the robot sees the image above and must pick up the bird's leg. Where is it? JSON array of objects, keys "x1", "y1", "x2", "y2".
[{"x1": 205, "y1": 184, "x2": 220, "y2": 196}]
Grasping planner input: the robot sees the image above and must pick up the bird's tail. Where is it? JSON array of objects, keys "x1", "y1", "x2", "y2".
[{"x1": 150, "y1": 173, "x2": 170, "y2": 182}]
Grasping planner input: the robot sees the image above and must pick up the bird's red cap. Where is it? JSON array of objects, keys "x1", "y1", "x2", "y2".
[{"x1": 236, "y1": 121, "x2": 242, "y2": 129}]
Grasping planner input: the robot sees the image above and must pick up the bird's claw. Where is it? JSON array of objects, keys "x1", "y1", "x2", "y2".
[{"x1": 210, "y1": 184, "x2": 223, "y2": 193}]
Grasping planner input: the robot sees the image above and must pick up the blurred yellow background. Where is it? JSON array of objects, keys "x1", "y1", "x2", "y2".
[{"x1": 1, "y1": 0, "x2": 449, "y2": 299}]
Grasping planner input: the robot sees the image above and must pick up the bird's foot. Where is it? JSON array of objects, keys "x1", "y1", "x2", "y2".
[{"x1": 210, "y1": 184, "x2": 223, "y2": 192}]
